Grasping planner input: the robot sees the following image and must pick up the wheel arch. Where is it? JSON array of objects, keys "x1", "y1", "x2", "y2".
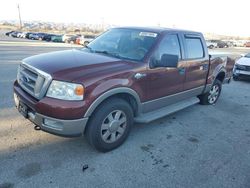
[
  {"x1": 84, "y1": 87, "x2": 142, "y2": 118},
  {"x1": 215, "y1": 70, "x2": 226, "y2": 83}
]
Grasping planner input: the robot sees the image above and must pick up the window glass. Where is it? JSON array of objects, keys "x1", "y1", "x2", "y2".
[
  {"x1": 185, "y1": 38, "x2": 204, "y2": 59},
  {"x1": 85, "y1": 28, "x2": 158, "y2": 61},
  {"x1": 152, "y1": 34, "x2": 181, "y2": 64}
]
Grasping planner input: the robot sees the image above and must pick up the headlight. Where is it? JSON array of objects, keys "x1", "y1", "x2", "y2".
[{"x1": 46, "y1": 80, "x2": 84, "y2": 100}]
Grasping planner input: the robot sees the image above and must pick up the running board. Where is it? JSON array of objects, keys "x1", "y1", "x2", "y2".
[{"x1": 134, "y1": 97, "x2": 200, "y2": 123}]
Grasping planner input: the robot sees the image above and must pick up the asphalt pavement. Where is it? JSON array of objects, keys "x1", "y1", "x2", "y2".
[{"x1": 0, "y1": 31, "x2": 250, "y2": 188}]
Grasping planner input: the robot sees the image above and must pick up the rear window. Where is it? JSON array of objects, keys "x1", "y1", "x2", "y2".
[{"x1": 185, "y1": 37, "x2": 204, "y2": 59}]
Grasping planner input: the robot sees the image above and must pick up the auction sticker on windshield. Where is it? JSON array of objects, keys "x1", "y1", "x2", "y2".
[{"x1": 139, "y1": 32, "x2": 158, "y2": 37}]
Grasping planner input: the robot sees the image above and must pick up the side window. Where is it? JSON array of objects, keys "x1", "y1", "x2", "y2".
[
  {"x1": 185, "y1": 37, "x2": 204, "y2": 59},
  {"x1": 153, "y1": 34, "x2": 181, "y2": 63}
]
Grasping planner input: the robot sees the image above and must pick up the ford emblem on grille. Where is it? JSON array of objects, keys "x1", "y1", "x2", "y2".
[{"x1": 20, "y1": 75, "x2": 31, "y2": 84}]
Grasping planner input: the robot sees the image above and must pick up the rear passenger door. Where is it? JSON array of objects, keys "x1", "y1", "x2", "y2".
[{"x1": 182, "y1": 34, "x2": 209, "y2": 91}]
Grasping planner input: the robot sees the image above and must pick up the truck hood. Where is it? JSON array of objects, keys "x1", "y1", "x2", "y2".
[
  {"x1": 23, "y1": 49, "x2": 137, "y2": 82},
  {"x1": 236, "y1": 57, "x2": 250, "y2": 66}
]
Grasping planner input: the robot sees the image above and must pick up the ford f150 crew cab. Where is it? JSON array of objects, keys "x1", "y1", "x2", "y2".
[{"x1": 13, "y1": 27, "x2": 236, "y2": 152}]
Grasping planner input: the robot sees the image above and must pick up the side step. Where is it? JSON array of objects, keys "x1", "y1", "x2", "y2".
[{"x1": 134, "y1": 97, "x2": 200, "y2": 123}]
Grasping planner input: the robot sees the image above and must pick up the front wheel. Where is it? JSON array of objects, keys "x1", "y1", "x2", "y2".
[
  {"x1": 85, "y1": 98, "x2": 133, "y2": 152},
  {"x1": 199, "y1": 79, "x2": 222, "y2": 105}
]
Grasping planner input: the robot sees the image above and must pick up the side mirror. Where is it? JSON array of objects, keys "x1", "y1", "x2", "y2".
[{"x1": 150, "y1": 54, "x2": 179, "y2": 68}]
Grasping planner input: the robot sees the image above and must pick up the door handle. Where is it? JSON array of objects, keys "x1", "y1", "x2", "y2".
[
  {"x1": 178, "y1": 67, "x2": 185, "y2": 75},
  {"x1": 200, "y1": 64, "x2": 209, "y2": 71},
  {"x1": 134, "y1": 73, "x2": 147, "y2": 79}
]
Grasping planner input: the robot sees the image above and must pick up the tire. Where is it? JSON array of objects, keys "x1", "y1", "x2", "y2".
[
  {"x1": 208, "y1": 45, "x2": 214, "y2": 49},
  {"x1": 85, "y1": 98, "x2": 133, "y2": 152},
  {"x1": 233, "y1": 75, "x2": 239, "y2": 81},
  {"x1": 199, "y1": 79, "x2": 222, "y2": 105}
]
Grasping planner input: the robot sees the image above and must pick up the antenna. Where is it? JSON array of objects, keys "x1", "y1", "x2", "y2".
[{"x1": 17, "y1": 4, "x2": 22, "y2": 30}]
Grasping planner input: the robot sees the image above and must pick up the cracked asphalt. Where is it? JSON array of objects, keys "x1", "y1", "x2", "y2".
[{"x1": 0, "y1": 31, "x2": 250, "y2": 188}]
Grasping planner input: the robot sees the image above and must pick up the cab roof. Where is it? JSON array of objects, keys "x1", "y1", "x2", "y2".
[{"x1": 116, "y1": 26, "x2": 202, "y2": 35}]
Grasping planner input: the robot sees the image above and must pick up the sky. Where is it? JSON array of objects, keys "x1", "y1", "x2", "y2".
[{"x1": 0, "y1": 0, "x2": 249, "y2": 36}]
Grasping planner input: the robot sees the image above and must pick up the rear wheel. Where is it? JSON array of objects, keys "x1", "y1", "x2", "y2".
[
  {"x1": 85, "y1": 98, "x2": 133, "y2": 152},
  {"x1": 199, "y1": 79, "x2": 222, "y2": 105}
]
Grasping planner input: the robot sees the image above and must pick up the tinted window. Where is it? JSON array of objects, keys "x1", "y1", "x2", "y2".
[
  {"x1": 152, "y1": 34, "x2": 181, "y2": 63},
  {"x1": 185, "y1": 38, "x2": 204, "y2": 59},
  {"x1": 245, "y1": 53, "x2": 250, "y2": 58}
]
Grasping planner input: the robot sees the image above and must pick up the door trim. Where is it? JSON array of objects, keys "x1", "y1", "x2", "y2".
[{"x1": 141, "y1": 86, "x2": 204, "y2": 113}]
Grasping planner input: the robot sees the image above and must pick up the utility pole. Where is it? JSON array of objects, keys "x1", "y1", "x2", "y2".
[{"x1": 17, "y1": 4, "x2": 22, "y2": 30}]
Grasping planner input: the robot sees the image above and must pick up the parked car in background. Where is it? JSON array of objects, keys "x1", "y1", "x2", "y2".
[
  {"x1": 29, "y1": 33, "x2": 37, "y2": 40},
  {"x1": 206, "y1": 40, "x2": 218, "y2": 49},
  {"x1": 25, "y1": 32, "x2": 34, "y2": 39},
  {"x1": 51, "y1": 35, "x2": 63, "y2": 42},
  {"x1": 65, "y1": 35, "x2": 81, "y2": 44},
  {"x1": 5, "y1": 31, "x2": 15, "y2": 36},
  {"x1": 29, "y1": 33, "x2": 47, "y2": 40},
  {"x1": 17, "y1": 32, "x2": 23, "y2": 38},
  {"x1": 234, "y1": 40, "x2": 246, "y2": 47},
  {"x1": 233, "y1": 53, "x2": 250, "y2": 80},
  {"x1": 10, "y1": 31, "x2": 22, "y2": 38},
  {"x1": 79, "y1": 35, "x2": 96, "y2": 46},
  {"x1": 43, "y1": 34, "x2": 57, "y2": 42},
  {"x1": 244, "y1": 42, "x2": 250, "y2": 47},
  {"x1": 17, "y1": 32, "x2": 27, "y2": 38},
  {"x1": 36, "y1": 33, "x2": 47, "y2": 40},
  {"x1": 217, "y1": 41, "x2": 229, "y2": 48},
  {"x1": 75, "y1": 37, "x2": 81, "y2": 45},
  {"x1": 225, "y1": 41, "x2": 235, "y2": 48},
  {"x1": 62, "y1": 34, "x2": 75, "y2": 42}
]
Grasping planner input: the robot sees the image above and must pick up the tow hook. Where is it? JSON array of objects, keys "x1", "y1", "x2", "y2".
[{"x1": 34, "y1": 125, "x2": 41, "y2": 131}]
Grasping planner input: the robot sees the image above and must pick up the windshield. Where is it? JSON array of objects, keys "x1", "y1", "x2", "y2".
[
  {"x1": 245, "y1": 53, "x2": 250, "y2": 58},
  {"x1": 84, "y1": 28, "x2": 158, "y2": 61}
]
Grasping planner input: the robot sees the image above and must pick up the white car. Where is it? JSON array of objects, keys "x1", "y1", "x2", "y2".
[
  {"x1": 233, "y1": 53, "x2": 250, "y2": 80},
  {"x1": 206, "y1": 40, "x2": 218, "y2": 49},
  {"x1": 80, "y1": 35, "x2": 95, "y2": 46},
  {"x1": 62, "y1": 34, "x2": 75, "y2": 43}
]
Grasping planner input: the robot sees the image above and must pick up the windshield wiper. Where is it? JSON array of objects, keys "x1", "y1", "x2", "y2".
[
  {"x1": 88, "y1": 49, "x2": 138, "y2": 61},
  {"x1": 94, "y1": 50, "x2": 122, "y2": 58},
  {"x1": 94, "y1": 50, "x2": 110, "y2": 55},
  {"x1": 85, "y1": 45, "x2": 93, "y2": 52}
]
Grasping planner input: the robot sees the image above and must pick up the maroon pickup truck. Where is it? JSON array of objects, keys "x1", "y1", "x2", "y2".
[{"x1": 13, "y1": 27, "x2": 235, "y2": 152}]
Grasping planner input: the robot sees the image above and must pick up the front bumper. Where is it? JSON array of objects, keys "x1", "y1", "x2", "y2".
[
  {"x1": 13, "y1": 81, "x2": 89, "y2": 137},
  {"x1": 28, "y1": 111, "x2": 88, "y2": 137},
  {"x1": 233, "y1": 69, "x2": 250, "y2": 76}
]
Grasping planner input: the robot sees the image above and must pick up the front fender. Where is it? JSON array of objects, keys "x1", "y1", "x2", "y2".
[{"x1": 84, "y1": 87, "x2": 141, "y2": 117}]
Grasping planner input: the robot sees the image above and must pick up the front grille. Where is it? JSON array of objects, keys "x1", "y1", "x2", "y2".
[
  {"x1": 235, "y1": 64, "x2": 250, "y2": 71},
  {"x1": 245, "y1": 66, "x2": 250, "y2": 71},
  {"x1": 17, "y1": 62, "x2": 52, "y2": 99}
]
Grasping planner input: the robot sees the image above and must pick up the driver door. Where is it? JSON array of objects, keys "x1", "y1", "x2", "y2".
[{"x1": 144, "y1": 33, "x2": 185, "y2": 113}]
